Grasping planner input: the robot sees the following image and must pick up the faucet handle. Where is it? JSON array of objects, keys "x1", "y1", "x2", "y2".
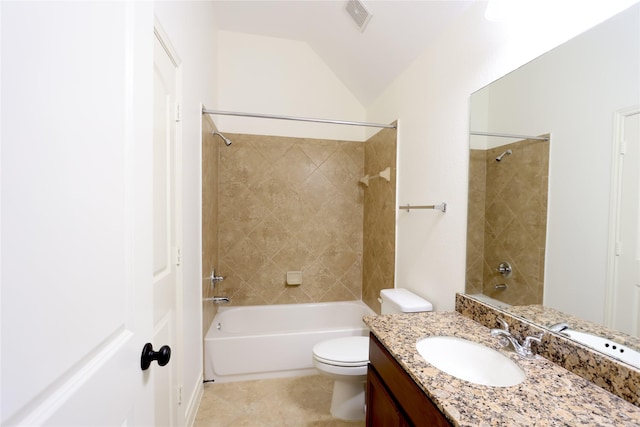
[
  {"x1": 209, "y1": 269, "x2": 225, "y2": 286},
  {"x1": 523, "y1": 332, "x2": 543, "y2": 348},
  {"x1": 496, "y1": 261, "x2": 512, "y2": 277},
  {"x1": 496, "y1": 317, "x2": 509, "y2": 332},
  {"x1": 492, "y1": 318, "x2": 511, "y2": 347}
]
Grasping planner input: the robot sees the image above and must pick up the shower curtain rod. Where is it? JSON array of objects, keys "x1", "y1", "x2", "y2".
[
  {"x1": 470, "y1": 131, "x2": 549, "y2": 141},
  {"x1": 202, "y1": 108, "x2": 397, "y2": 129}
]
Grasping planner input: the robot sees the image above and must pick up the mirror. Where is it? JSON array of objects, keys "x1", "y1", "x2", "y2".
[
  {"x1": 466, "y1": 133, "x2": 550, "y2": 306},
  {"x1": 465, "y1": 4, "x2": 640, "y2": 361}
]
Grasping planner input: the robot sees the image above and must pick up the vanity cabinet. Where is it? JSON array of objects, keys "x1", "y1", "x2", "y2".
[{"x1": 366, "y1": 334, "x2": 452, "y2": 427}]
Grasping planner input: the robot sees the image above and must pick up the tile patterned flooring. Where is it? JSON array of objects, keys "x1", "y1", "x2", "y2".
[{"x1": 195, "y1": 375, "x2": 366, "y2": 427}]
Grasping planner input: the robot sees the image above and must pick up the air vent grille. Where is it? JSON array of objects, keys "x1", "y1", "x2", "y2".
[{"x1": 345, "y1": 0, "x2": 372, "y2": 32}]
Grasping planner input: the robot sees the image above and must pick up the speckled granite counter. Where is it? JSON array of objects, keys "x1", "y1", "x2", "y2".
[
  {"x1": 456, "y1": 293, "x2": 640, "y2": 405},
  {"x1": 364, "y1": 311, "x2": 640, "y2": 426},
  {"x1": 505, "y1": 304, "x2": 640, "y2": 352}
]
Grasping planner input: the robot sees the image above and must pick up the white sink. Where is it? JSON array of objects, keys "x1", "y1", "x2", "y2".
[
  {"x1": 560, "y1": 330, "x2": 640, "y2": 368},
  {"x1": 416, "y1": 336, "x2": 526, "y2": 387}
]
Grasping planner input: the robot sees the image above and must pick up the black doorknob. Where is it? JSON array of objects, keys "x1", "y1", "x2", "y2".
[{"x1": 140, "y1": 342, "x2": 171, "y2": 371}]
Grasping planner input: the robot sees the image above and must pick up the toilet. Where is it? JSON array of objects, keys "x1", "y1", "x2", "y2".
[{"x1": 312, "y1": 288, "x2": 433, "y2": 421}]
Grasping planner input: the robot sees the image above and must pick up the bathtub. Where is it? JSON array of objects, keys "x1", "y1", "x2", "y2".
[{"x1": 204, "y1": 300, "x2": 375, "y2": 383}]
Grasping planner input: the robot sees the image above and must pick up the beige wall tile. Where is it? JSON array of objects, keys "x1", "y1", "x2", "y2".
[
  {"x1": 202, "y1": 117, "x2": 220, "y2": 335},
  {"x1": 206, "y1": 128, "x2": 397, "y2": 310},
  {"x1": 217, "y1": 134, "x2": 364, "y2": 305},
  {"x1": 362, "y1": 126, "x2": 397, "y2": 313}
]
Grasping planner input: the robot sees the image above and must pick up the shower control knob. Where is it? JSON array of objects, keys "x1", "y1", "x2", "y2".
[
  {"x1": 140, "y1": 343, "x2": 171, "y2": 371},
  {"x1": 497, "y1": 261, "x2": 512, "y2": 277},
  {"x1": 209, "y1": 269, "x2": 225, "y2": 286}
]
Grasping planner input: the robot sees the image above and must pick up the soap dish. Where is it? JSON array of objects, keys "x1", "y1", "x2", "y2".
[{"x1": 286, "y1": 271, "x2": 302, "y2": 286}]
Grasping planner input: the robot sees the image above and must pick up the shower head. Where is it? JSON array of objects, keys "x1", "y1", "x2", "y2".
[
  {"x1": 212, "y1": 131, "x2": 232, "y2": 146},
  {"x1": 495, "y1": 149, "x2": 512, "y2": 162}
]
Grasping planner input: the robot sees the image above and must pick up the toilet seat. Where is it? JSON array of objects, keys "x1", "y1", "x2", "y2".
[{"x1": 312, "y1": 336, "x2": 369, "y2": 367}]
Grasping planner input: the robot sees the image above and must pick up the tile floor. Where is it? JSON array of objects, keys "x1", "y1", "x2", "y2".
[{"x1": 194, "y1": 375, "x2": 366, "y2": 427}]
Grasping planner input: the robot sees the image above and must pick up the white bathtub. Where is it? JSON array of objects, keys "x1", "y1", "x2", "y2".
[{"x1": 204, "y1": 300, "x2": 375, "y2": 383}]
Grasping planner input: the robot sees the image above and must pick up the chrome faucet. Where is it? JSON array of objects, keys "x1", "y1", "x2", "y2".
[
  {"x1": 204, "y1": 296, "x2": 230, "y2": 303},
  {"x1": 490, "y1": 318, "x2": 543, "y2": 359},
  {"x1": 209, "y1": 269, "x2": 225, "y2": 287},
  {"x1": 548, "y1": 322, "x2": 570, "y2": 332},
  {"x1": 496, "y1": 261, "x2": 512, "y2": 277}
]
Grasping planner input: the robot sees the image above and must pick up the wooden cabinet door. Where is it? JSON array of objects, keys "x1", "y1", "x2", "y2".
[
  {"x1": 367, "y1": 334, "x2": 453, "y2": 427},
  {"x1": 366, "y1": 367, "x2": 408, "y2": 427}
]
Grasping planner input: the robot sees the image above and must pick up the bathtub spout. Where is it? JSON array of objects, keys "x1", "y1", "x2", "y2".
[{"x1": 204, "y1": 296, "x2": 230, "y2": 304}]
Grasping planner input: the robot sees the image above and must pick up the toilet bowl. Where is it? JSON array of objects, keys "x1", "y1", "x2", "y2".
[
  {"x1": 312, "y1": 288, "x2": 433, "y2": 421},
  {"x1": 312, "y1": 336, "x2": 369, "y2": 421}
]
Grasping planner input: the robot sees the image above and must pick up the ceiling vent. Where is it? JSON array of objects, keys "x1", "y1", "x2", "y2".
[{"x1": 345, "y1": 0, "x2": 373, "y2": 32}]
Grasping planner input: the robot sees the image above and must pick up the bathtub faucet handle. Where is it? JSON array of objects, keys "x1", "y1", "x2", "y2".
[{"x1": 209, "y1": 269, "x2": 225, "y2": 286}]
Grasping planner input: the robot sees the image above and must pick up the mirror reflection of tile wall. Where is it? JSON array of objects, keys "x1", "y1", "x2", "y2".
[
  {"x1": 466, "y1": 148, "x2": 486, "y2": 296},
  {"x1": 467, "y1": 137, "x2": 549, "y2": 306}
]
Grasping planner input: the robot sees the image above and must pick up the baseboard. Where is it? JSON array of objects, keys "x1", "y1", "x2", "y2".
[{"x1": 184, "y1": 373, "x2": 204, "y2": 427}]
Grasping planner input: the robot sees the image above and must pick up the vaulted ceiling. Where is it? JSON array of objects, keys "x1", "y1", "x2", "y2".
[{"x1": 211, "y1": 1, "x2": 476, "y2": 107}]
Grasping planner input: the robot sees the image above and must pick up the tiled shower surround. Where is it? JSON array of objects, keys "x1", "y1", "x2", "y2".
[
  {"x1": 466, "y1": 137, "x2": 549, "y2": 306},
  {"x1": 362, "y1": 125, "x2": 397, "y2": 313},
  {"x1": 208, "y1": 129, "x2": 396, "y2": 307},
  {"x1": 202, "y1": 117, "x2": 220, "y2": 332}
]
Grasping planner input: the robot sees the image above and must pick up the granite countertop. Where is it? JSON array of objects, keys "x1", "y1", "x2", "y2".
[
  {"x1": 505, "y1": 304, "x2": 640, "y2": 351},
  {"x1": 364, "y1": 311, "x2": 640, "y2": 427}
]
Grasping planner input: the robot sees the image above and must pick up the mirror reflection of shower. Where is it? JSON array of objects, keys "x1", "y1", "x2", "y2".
[
  {"x1": 212, "y1": 131, "x2": 232, "y2": 146},
  {"x1": 495, "y1": 149, "x2": 512, "y2": 162},
  {"x1": 465, "y1": 133, "x2": 550, "y2": 307}
]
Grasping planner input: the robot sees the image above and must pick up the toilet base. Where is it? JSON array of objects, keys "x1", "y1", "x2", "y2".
[{"x1": 329, "y1": 378, "x2": 366, "y2": 421}]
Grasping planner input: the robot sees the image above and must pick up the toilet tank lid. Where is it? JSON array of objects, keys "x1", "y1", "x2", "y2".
[{"x1": 380, "y1": 288, "x2": 433, "y2": 312}]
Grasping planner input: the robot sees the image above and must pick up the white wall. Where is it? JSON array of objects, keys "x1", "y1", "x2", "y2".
[
  {"x1": 475, "y1": 6, "x2": 639, "y2": 324},
  {"x1": 208, "y1": 0, "x2": 639, "y2": 312},
  {"x1": 216, "y1": 31, "x2": 367, "y2": 141},
  {"x1": 154, "y1": 2, "x2": 218, "y2": 424},
  {"x1": 366, "y1": 0, "x2": 638, "y2": 311}
]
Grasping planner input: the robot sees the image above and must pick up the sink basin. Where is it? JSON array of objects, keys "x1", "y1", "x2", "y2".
[
  {"x1": 416, "y1": 336, "x2": 525, "y2": 387},
  {"x1": 560, "y1": 330, "x2": 640, "y2": 368}
]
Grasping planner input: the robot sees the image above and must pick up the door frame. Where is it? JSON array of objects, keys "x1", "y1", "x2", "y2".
[
  {"x1": 153, "y1": 18, "x2": 185, "y2": 425},
  {"x1": 604, "y1": 104, "x2": 640, "y2": 332}
]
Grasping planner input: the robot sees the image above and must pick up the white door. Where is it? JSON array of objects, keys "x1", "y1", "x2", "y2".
[
  {"x1": 1, "y1": 2, "x2": 156, "y2": 425},
  {"x1": 152, "y1": 27, "x2": 182, "y2": 426},
  {"x1": 607, "y1": 106, "x2": 640, "y2": 336}
]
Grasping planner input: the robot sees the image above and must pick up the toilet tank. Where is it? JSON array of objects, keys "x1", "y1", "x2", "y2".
[{"x1": 380, "y1": 288, "x2": 433, "y2": 314}]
